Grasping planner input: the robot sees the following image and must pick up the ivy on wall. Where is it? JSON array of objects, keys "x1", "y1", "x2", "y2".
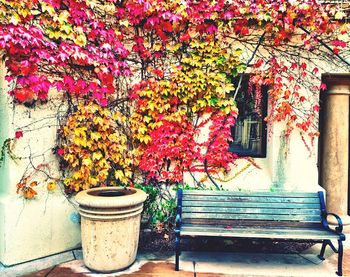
[{"x1": 0, "y1": 0, "x2": 349, "y2": 198}]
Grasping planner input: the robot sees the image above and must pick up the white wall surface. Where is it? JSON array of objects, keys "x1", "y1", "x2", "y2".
[{"x1": 0, "y1": 64, "x2": 81, "y2": 266}]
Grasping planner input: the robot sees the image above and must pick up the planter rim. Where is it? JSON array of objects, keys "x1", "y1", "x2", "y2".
[{"x1": 75, "y1": 187, "x2": 147, "y2": 208}]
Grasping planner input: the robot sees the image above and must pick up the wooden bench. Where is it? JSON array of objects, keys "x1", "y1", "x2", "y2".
[{"x1": 175, "y1": 189, "x2": 346, "y2": 276}]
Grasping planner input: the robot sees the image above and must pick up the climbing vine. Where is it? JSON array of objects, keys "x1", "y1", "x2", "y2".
[{"x1": 0, "y1": 0, "x2": 349, "y2": 197}]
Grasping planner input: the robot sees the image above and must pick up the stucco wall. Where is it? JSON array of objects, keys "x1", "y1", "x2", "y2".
[{"x1": 0, "y1": 64, "x2": 81, "y2": 266}]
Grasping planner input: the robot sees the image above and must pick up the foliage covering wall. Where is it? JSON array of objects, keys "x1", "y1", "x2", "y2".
[{"x1": 0, "y1": 0, "x2": 349, "y2": 201}]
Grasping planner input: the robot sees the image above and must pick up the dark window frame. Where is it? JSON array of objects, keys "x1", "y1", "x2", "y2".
[{"x1": 229, "y1": 75, "x2": 268, "y2": 158}]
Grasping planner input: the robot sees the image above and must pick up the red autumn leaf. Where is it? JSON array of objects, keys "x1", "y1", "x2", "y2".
[
  {"x1": 14, "y1": 88, "x2": 35, "y2": 103},
  {"x1": 241, "y1": 27, "x2": 249, "y2": 35},
  {"x1": 320, "y1": 83, "x2": 327, "y2": 91},
  {"x1": 15, "y1": 130, "x2": 23, "y2": 139},
  {"x1": 154, "y1": 69, "x2": 164, "y2": 78},
  {"x1": 290, "y1": 63, "x2": 298, "y2": 70},
  {"x1": 254, "y1": 59, "x2": 264, "y2": 68},
  {"x1": 162, "y1": 21, "x2": 173, "y2": 32},
  {"x1": 129, "y1": 93, "x2": 138, "y2": 100},
  {"x1": 313, "y1": 105, "x2": 320, "y2": 112},
  {"x1": 332, "y1": 40, "x2": 346, "y2": 48},
  {"x1": 57, "y1": 148, "x2": 64, "y2": 155},
  {"x1": 179, "y1": 33, "x2": 190, "y2": 42},
  {"x1": 207, "y1": 24, "x2": 218, "y2": 34}
]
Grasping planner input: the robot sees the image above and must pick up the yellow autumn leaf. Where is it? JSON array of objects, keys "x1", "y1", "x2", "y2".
[
  {"x1": 118, "y1": 143, "x2": 127, "y2": 152},
  {"x1": 139, "y1": 135, "x2": 151, "y2": 143},
  {"x1": 114, "y1": 170, "x2": 125, "y2": 180},
  {"x1": 119, "y1": 19, "x2": 129, "y2": 27},
  {"x1": 10, "y1": 13, "x2": 22, "y2": 25},
  {"x1": 215, "y1": 86, "x2": 224, "y2": 94},
  {"x1": 138, "y1": 125, "x2": 148, "y2": 135},
  {"x1": 93, "y1": 116, "x2": 104, "y2": 126},
  {"x1": 89, "y1": 177, "x2": 98, "y2": 186},
  {"x1": 148, "y1": 121, "x2": 161, "y2": 129},
  {"x1": 112, "y1": 111, "x2": 126, "y2": 123},
  {"x1": 124, "y1": 170, "x2": 132, "y2": 178},
  {"x1": 143, "y1": 116, "x2": 152, "y2": 123},
  {"x1": 166, "y1": 43, "x2": 181, "y2": 52},
  {"x1": 91, "y1": 132, "x2": 101, "y2": 141},
  {"x1": 153, "y1": 43, "x2": 162, "y2": 51},
  {"x1": 41, "y1": 2, "x2": 55, "y2": 16},
  {"x1": 86, "y1": 0, "x2": 98, "y2": 9},
  {"x1": 82, "y1": 157, "x2": 92, "y2": 167},
  {"x1": 96, "y1": 169, "x2": 108, "y2": 182},
  {"x1": 148, "y1": 102, "x2": 156, "y2": 111},
  {"x1": 74, "y1": 137, "x2": 87, "y2": 147},
  {"x1": 49, "y1": 31, "x2": 65, "y2": 40},
  {"x1": 64, "y1": 153, "x2": 75, "y2": 163},
  {"x1": 17, "y1": 7, "x2": 29, "y2": 18},
  {"x1": 72, "y1": 171, "x2": 83, "y2": 180},
  {"x1": 98, "y1": 159, "x2": 108, "y2": 168},
  {"x1": 63, "y1": 178, "x2": 72, "y2": 187},
  {"x1": 47, "y1": 182, "x2": 57, "y2": 191},
  {"x1": 74, "y1": 127, "x2": 87, "y2": 137},
  {"x1": 74, "y1": 33, "x2": 87, "y2": 46},
  {"x1": 123, "y1": 158, "x2": 132, "y2": 166},
  {"x1": 57, "y1": 10, "x2": 70, "y2": 24},
  {"x1": 92, "y1": 151, "x2": 103, "y2": 161},
  {"x1": 61, "y1": 23, "x2": 72, "y2": 34},
  {"x1": 335, "y1": 11, "x2": 346, "y2": 20}
]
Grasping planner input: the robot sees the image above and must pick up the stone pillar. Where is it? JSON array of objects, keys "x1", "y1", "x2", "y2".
[{"x1": 321, "y1": 74, "x2": 350, "y2": 231}]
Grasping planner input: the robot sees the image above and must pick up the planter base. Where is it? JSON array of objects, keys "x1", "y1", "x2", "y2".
[{"x1": 85, "y1": 258, "x2": 137, "y2": 274}]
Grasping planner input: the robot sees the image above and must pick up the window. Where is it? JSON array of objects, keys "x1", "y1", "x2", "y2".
[{"x1": 229, "y1": 75, "x2": 267, "y2": 157}]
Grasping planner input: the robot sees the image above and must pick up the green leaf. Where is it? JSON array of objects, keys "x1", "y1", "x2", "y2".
[
  {"x1": 210, "y1": 97, "x2": 218, "y2": 106},
  {"x1": 216, "y1": 56, "x2": 226, "y2": 65},
  {"x1": 236, "y1": 63, "x2": 247, "y2": 72}
]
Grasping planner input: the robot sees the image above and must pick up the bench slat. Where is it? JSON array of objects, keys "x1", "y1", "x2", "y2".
[
  {"x1": 182, "y1": 200, "x2": 320, "y2": 209},
  {"x1": 180, "y1": 225, "x2": 339, "y2": 240},
  {"x1": 182, "y1": 190, "x2": 319, "y2": 198},
  {"x1": 182, "y1": 195, "x2": 320, "y2": 204},
  {"x1": 181, "y1": 218, "x2": 323, "y2": 228},
  {"x1": 182, "y1": 206, "x2": 321, "y2": 215},
  {"x1": 183, "y1": 224, "x2": 327, "y2": 233},
  {"x1": 182, "y1": 212, "x2": 321, "y2": 222}
]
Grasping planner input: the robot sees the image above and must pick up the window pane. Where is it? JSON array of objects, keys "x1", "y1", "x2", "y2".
[{"x1": 229, "y1": 75, "x2": 267, "y2": 157}]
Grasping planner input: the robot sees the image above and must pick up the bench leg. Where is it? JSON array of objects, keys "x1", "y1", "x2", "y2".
[
  {"x1": 175, "y1": 234, "x2": 180, "y2": 271},
  {"x1": 318, "y1": 240, "x2": 329, "y2": 260},
  {"x1": 328, "y1": 240, "x2": 339, "y2": 253},
  {"x1": 336, "y1": 239, "x2": 343, "y2": 276}
]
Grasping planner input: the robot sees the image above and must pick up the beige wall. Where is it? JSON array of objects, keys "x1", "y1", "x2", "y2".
[{"x1": 0, "y1": 64, "x2": 81, "y2": 266}]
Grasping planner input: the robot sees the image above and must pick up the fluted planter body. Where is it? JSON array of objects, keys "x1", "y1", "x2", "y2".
[{"x1": 75, "y1": 187, "x2": 147, "y2": 273}]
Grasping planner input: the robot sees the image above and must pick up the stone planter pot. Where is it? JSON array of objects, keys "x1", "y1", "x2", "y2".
[{"x1": 75, "y1": 187, "x2": 147, "y2": 273}]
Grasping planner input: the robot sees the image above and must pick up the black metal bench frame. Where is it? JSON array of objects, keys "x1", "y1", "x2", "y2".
[{"x1": 174, "y1": 189, "x2": 346, "y2": 276}]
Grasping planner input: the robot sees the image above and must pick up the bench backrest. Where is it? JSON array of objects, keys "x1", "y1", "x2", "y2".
[{"x1": 178, "y1": 190, "x2": 326, "y2": 228}]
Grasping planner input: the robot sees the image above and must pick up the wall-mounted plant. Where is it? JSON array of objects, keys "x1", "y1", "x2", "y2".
[
  {"x1": 0, "y1": 0, "x2": 348, "y2": 207},
  {"x1": 58, "y1": 101, "x2": 135, "y2": 194}
]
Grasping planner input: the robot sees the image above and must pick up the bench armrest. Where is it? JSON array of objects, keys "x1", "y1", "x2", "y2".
[{"x1": 323, "y1": 212, "x2": 343, "y2": 233}]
